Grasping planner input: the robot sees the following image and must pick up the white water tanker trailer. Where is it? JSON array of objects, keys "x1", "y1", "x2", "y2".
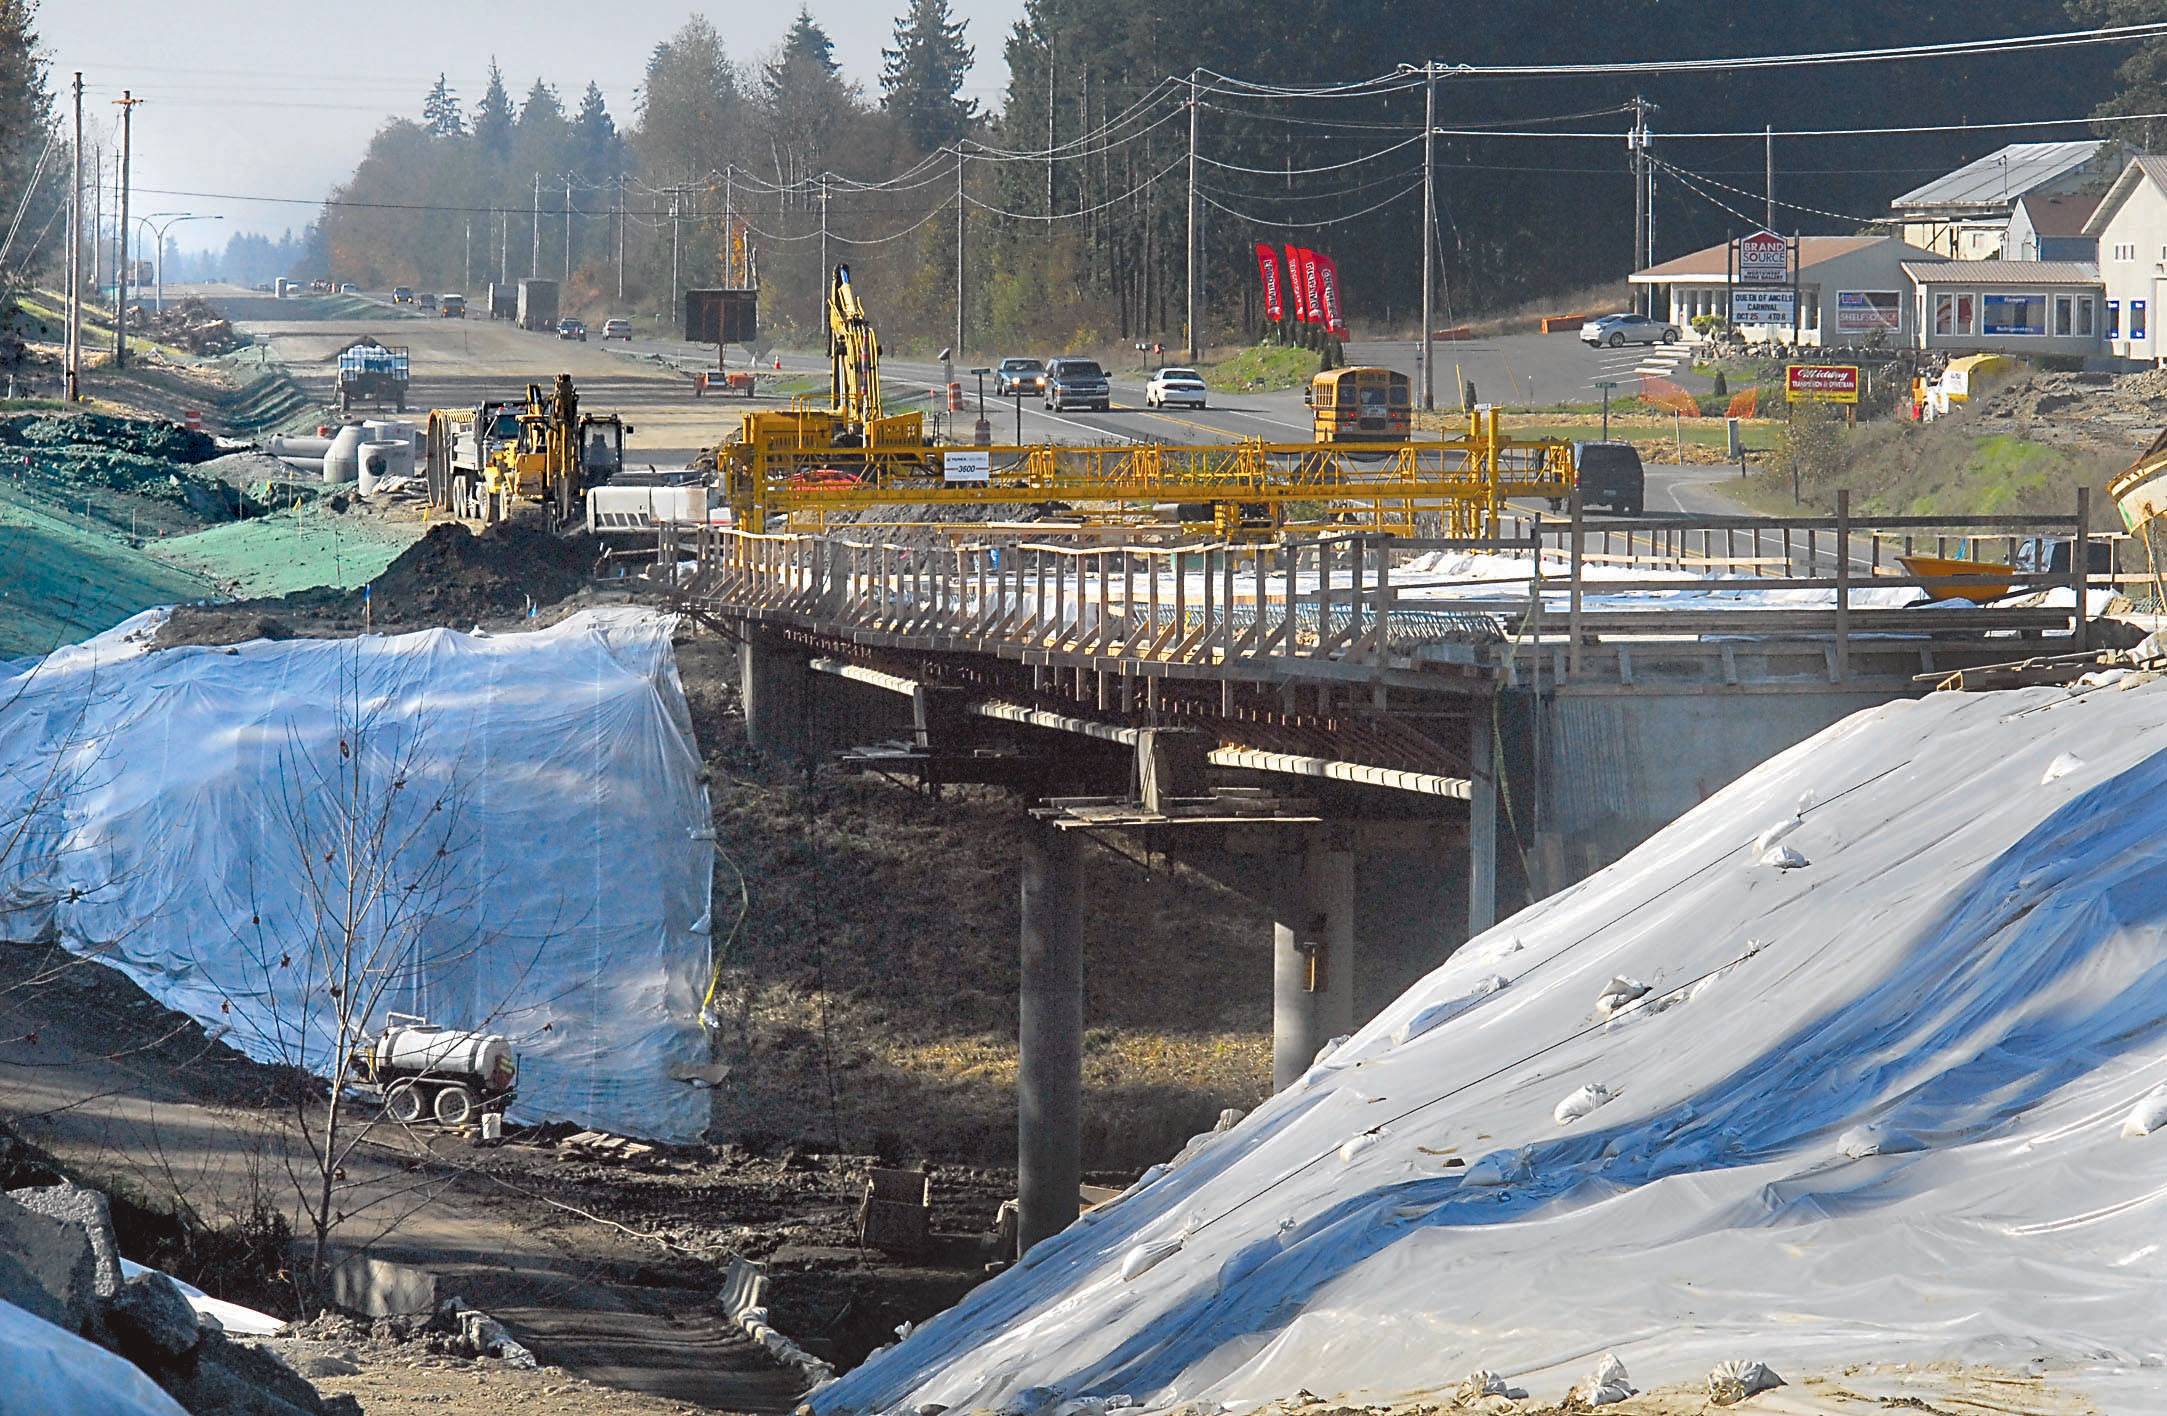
[{"x1": 345, "y1": 1013, "x2": 517, "y2": 1127}]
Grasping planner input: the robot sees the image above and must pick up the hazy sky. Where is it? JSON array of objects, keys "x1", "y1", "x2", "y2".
[{"x1": 36, "y1": 0, "x2": 1025, "y2": 244}]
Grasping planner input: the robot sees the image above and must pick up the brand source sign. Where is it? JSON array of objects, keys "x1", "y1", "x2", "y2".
[
  {"x1": 1738, "y1": 231, "x2": 1790, "y2": 284},
  {"x1": 1731, "y1": 290, "x2": 1796, "y2": 326},
  {"x1": 943, "y1": 449, "x2": 991, "y2": 484},
  {"x1": 1786, "y1": 364, "x2": 1860, "y2": 404}
]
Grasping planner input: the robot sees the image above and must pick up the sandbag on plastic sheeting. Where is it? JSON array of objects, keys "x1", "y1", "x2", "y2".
[
  {"x1": 0, "y1": 609, "x2": 714, "y2": 1142},
  {"x1": 0, "y1": 1296, "x2": 190, "y2": 1416},
  {"x1": 1392, "y1": 976, "x2": 1507, "y2": 1044},
  {"x1": 1707, "y1": 1359, "x2": 1782, "y2": 1404},
  {"x1": 2121, "y1": 1084, "x2": 2167, "y2": 1138},
  {"x1": 1576, "y1": 1353, "x2": 1634, "y2": 1406},
  {"x1": 1554, "y1": 1083, "x2": 1613, "y2": 1125}
]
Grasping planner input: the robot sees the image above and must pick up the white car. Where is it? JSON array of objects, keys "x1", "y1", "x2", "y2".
[
  {"x1": 1146, "y1": 366, "x2": 1208, "y2": 409},
  {"x1": 1580, "y1": 312, "x2": 1680, "y2": 347}
]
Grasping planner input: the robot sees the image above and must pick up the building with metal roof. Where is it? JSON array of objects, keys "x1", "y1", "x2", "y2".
[{"x1": 1891, "y1": 141, "x2": 2110, "y2": 259}]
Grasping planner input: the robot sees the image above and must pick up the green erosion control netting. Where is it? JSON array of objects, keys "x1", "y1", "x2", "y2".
[{"x1": 0, "y1": 490, "x2": 214, "y2": 656}]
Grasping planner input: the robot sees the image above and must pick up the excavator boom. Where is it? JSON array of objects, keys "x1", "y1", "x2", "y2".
[{"x1": 829, "y1": 264, "x2": 882, "y2": 432}]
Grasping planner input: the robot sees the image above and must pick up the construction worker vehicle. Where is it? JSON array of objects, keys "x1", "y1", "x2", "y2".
[
  {"x1": 337, "y1": 340, "x2": 409, "y2": 414},
  {"x1": 425, "y1": 373, "x2": 629, "y2": 525},
  {"x1": 345, "y1": 1013, "x2": 516, "y2": 1127}
]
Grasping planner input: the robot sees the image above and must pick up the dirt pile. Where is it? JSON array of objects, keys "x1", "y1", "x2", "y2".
[
  {"x1": 0, "y1": 411, "x2": 244, "y2": 534},
  {"x1": 151, "y1": 520, "x2": 602, "y2": 647},
  {"x1": 127, "y1": 296, "x2": 248, "y2": 356},
  {"x1": 1965, "y1": 368, "x2": 2167, "y2": 448}
]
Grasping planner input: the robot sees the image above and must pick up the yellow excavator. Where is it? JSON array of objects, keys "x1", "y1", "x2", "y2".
[
  {"x1": 715, "y1": 265, "x2": 928, "y2": 527},
  {"x1": 426, "y1": 373, "x2": 629, "y2": 526}
]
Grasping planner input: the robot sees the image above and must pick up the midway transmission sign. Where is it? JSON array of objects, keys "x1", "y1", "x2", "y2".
[
  {"x1": 1786, "y1": 364, "x2": 1860, "y2": 404},
  {"x1": 1738, "y1": 231, "x2": 1790, "y2": 284}
]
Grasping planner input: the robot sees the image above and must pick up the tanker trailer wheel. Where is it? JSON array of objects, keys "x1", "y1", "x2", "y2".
[
  {"x1": 433, "y1": 1084, "x2": 480, "y2": 1127},
  {"x1": 383, "y1": 1082, "x2": 425, "y2": 1125}
]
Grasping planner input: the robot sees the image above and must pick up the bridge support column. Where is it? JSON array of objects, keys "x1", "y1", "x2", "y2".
[
  {"x1": 1272, "y1": 841, "x2": 1356, "y2": 1090},
  {"x1": 738, "y1": 630, "x2": 808, "y2": 761},
  {"x1": 1468, "y1": 710, "x2": 1497, "y2": 936},
  {"x1": 1018, "y1": 818, "x2": 1084, "y2": 1257}
]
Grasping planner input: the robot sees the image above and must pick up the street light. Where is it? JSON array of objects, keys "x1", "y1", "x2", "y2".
[{"x1": 134, "y1": 212, "x2": 222, "y2": 314}]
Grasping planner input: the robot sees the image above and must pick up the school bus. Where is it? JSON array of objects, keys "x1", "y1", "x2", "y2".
[{"x1": 1306, "y1": 366, "x2": 1411, "y2": 443}]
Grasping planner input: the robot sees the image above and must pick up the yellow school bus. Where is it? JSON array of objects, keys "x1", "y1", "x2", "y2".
[{"x1": 1306, "y1": 366, "x2": 1411, "y2": 443}]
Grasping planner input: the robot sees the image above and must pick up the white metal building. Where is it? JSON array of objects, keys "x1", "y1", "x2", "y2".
[
  {"x1": 1901, "y1": 260, "x2": 2104, "y2": 356},
  {"x1": 2083, "y1": 156, "x2": 2167, "y2": 364},
  {"x1": 1891, "y1": 141, "x2": 2108, "y2": 259}
]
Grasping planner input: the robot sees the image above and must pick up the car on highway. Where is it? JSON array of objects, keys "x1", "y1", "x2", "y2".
[
  {"x1": 338, "y1": 282, "x2": 358, "y2": 294},
  {"x1": 994, "y1": 357, "x2": 1047, "y2": 396},
  {"x1": 557, "y1": 317, "x2": 587, "y2": 342},
  {"x1": 1580, "y1": 312, "x2": 1680, "y2": 347},
  {"x1": 391, "y1": 286, "x2": 415, "y2": 305},
  {"x1": 1145, "y1": 366, "x2": 1208, "y2": 409},
  {"x1": 1043, "y1": 357, "x2": 1110, "y2": 412},
  {"x1": 601, "y1": 318, "x2": 632, "y2": 341},
  {"x1": 1547, "y1": 441, "x2": 1645, "y2": 515},
  {"x1": 437, "y1": 293, "x2": 466, "y2": 318}
]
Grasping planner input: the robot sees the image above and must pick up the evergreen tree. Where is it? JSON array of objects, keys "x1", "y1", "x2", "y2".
[
  {"x1": 763, "y1": 9, "x2": 858, "y2": 187},
  {"x1": 421, "y1": 72, "x2": 463, "y2": 137},
  {"x1": 572, "y1": 81, "x2": 621, "y2": 177},
  {"x1": 517, "y1": 78, "x2": 565, "y2": 132},
  {"x1": 0, "y1": 0, "x2": 53, "y2": 274},
  {"x1": 2069, "y1": 0, "x2": 2167, "y2": 149},
  {"x1": 881, "y1": 0, "x2": 978, "y2": 154},
  {"x1": 472, "y1": 59, "x2": 513, "y2": 158}
]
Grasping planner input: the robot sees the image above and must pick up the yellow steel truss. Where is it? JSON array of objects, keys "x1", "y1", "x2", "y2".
[{"x1": 718, "y1": 405, "x2": 1572, "y2": 538}]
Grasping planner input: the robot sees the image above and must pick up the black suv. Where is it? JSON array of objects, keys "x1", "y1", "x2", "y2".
[
  {"x1": 1551, "y1": 441, "x2": 1645, "y2": 514},
  {"x1": 1044, "y1": 358, "x2": 1111, "y2": 412}
]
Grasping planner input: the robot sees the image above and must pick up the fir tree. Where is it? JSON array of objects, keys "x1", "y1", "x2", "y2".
[
  {"x1": 881, "y1": 0, "x2": 978, "y2": 153},
  {"x1": 422, "y1": 72, "x2": 463, "y2": 137},
  {"x1": 472, "y1": 59, "x2": 513, "y2": 157}
]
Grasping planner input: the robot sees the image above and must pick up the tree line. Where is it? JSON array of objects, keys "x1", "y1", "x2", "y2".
[{"x1": 1, "y1": 0, "x2": 2159, "y2": 357}]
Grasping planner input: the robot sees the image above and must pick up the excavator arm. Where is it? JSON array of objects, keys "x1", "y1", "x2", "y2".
[{"x1": 828, "y1": 264, "x2": 882, "y2": 436}]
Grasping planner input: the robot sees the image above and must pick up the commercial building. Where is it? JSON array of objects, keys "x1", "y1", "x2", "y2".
[
  {"x1": 1631, "y1": 235, "x2": 1942, "y2": 345},
  {"x1": 1900, "y1": 260, "x2": 2104, "y2": 356},
  {"x1": 2005, "y1": 192, "x2": 2101, "y2": 263},
  {"x1": 1891, "y1": 141, "x2": 2108, "y2": 259},
  {"x1": 2083, "y1": 155, "x2": 2167, "y2": 364}
]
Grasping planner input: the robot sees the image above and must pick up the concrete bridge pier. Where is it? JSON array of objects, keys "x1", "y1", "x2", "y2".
[
  {"x1": 1271, "y1": 839, "x2": 1357, "y2": 1091},
  {"x1": 1017, "y1": 817, "x2": 1084, "y2": 1257},
  {"x1": 738, "y1": 629, "x2": 809, "y2": 760}
]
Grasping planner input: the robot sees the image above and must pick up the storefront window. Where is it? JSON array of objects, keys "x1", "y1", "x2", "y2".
[{"x1": 2109, "y1": 301, "x2": 2121, "y2": 338}]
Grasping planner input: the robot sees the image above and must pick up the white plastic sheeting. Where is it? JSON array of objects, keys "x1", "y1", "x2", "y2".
[
  {"x1": 0, "y1": 1296, "x2": 189, "y2": 1416},
  {"x1": 0, "y1": 609, "x2": 713, "y2": 1141},
  {"x1": 813, "y1": 671, "x2": 2167, "y2": 1412}
]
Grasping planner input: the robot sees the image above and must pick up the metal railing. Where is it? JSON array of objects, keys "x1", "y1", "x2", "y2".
[{"x1": 663, "y1": 489, "x2": 2102, "y2": 687}]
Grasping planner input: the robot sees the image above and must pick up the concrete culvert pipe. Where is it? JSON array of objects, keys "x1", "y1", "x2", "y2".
[
  {"x1": 267, "y1": 433, "x2": 333, "y2": 459},
  {"x1": 356, "y1": 439, "x2": 412, "y2": 498},
  {"x1": 323, "y1": 423, "x2": 363, "y2": 485}
]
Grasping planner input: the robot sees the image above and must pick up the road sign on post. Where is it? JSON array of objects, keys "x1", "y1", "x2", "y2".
[
  {"x1": 1786, "y1": 364, "x2": 1859, "y2": 404},
  {"x1": 1738, "y1": 230, "x2": 1789, "y2": 284}
]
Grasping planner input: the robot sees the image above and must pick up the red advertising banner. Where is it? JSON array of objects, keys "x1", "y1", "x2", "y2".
[
  {"x1": 1297, "y1": 248, "x2": 1325, "y2": 325},
  {"x1": 1254, "y1": 243, "x2": 1285, "y2": 321},
  {"x1": 1316, "y1": 253, "x2": 1348, "y2": 337},
  {"x1": 1785, "y1": 364, "x2": 1860, "y2": 404},
  {"x1": 1283, "y1": 244, "x2": 1309, "y2": 321}
]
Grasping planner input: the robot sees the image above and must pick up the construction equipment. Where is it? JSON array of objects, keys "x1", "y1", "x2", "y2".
[
  {"x1": 425, "y1": 373, "x2": 629, "y2": 525},
  {"x1": 345, "y1": 1013, "x2": 516, "y2": 1127},
  {"x1": 705, "y1": 269, "x2": 1570, "y2": 537},
  {"x1": 337, "y1": 339, "x2": 408, "y2": 413}
]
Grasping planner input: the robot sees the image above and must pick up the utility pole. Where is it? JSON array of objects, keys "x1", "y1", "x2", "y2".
[
  {"x1": 615, "y1": 175, "x2": 625, "y2": 300},
  {"x1": 463, "y1": 218, "x2": 471, "y2": 291},
  {"x1": 91, "y1": 146, "x2": 102, "y2": 309},
  {"x1": 955, "y1": 143, "x2": 967, "y2": 358},
  {"x1": 1628, "y1": 97, "x2": 1649, "y2": 317},
  {"x1": 1420, "y1": 62, "x2": 1436, "y2": 412},
  {"x1": 723, "y1": 166, "x2": 735, "y2": 285},
  {"x1": 1765, "y1": 125, "x2": 1775, "y2": 232},
  {"x1": 66, "y1": 72, "x2": 82, "y2": 401},
  {"x1": 563, "y1": 173, "x2": 573, "y2": 282},
  {"x1": 530, "y1": 172, "x2": 540, "y2": 279},
  {"x1": 819, "y1": 173, "x2": 831, "y2": 285},
  {"x1": 114, "y1": 90, "x2": 139, "y2": 367},
  {"x1": 498, "y1": 207, "x2": 507, "y2": 288},
  {"x1": 1046, "y1": 44, "x2": 1057, "y2": 219},
  {"x1": 669, "y1": 188, "x2": 680, "y2": 316},
  {"x1": 1186, "y1": 69, "x2": 1200, "y2": 361}
]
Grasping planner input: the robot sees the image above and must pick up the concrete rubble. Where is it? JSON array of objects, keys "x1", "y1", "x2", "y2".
[{"x1": 0, "y1": 1181, "x2": 360, "y2": 1416}]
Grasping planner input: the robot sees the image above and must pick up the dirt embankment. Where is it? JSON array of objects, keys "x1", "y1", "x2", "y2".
[{"x1": 153, "y1": 520, "x2": 605, "y2": 646}]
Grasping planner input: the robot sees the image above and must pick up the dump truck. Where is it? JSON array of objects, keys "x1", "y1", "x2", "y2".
[
  {"x1": 345, "y1": 1013, "x2": 516, "y2": 1127},
  {"x1": 425, "y1": 372, "x2": 628, "y2": 525},
  {"x1": 517, "y1": 279, "x2": 560, "y2": 332},
  {"x1": 337, "y1": 339, "x2": 409, "y2": 413}
]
